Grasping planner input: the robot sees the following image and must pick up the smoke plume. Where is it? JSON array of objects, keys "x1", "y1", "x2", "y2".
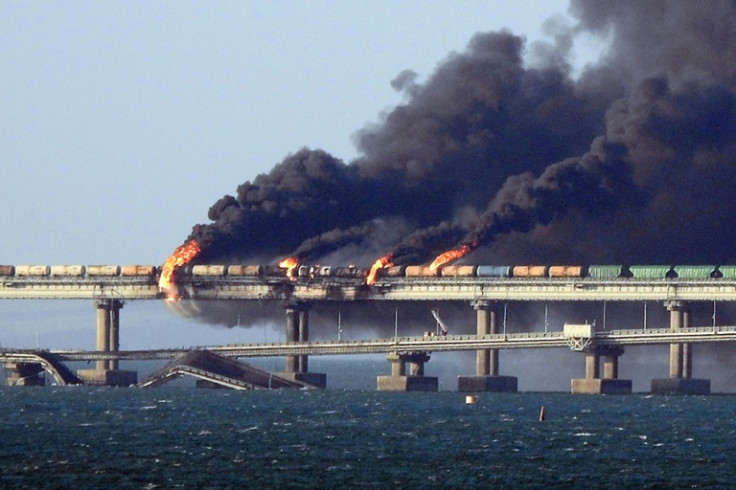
[{"x1": 180, "y1": 0, "x2": 736, "y2": 366}]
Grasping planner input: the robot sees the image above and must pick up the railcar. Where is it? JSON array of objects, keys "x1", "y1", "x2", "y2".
[
  {"x1": 671, "y1": 265, "x2": 717, "y2": 280},
  {"x1": 476, "y1": 265, "x2": 512, "y2": 277},
  {"x1": 0, "y1": 265, "x2": 15, "y2": 276},
  {"x1": 405, "y1": 265, "x2": 438, "y2": 277},
  {"x1": 50, "y1": 265, "x2": 86, "y2": 276},
  {"x1": 121, "y1": 265, "x2": 157, "y2": 277},
  {"x1": 440, "y1": 265, "x2": 477, "y2": 277},
  {"x1": 191, "y1": 265, "x2": 227, "y2": 276},
  {"x1": 16, "y1": 265, "x2": 51, "y2": 276},
  {"x1": 628, "y1": 265, "x2": 672, "y2": 279},
  {"x1": 587, "y1": 265, "x2": 625, "y2": 279},
  {"x1": 512, "y1": 265, "x2": 548, "y2": 278},
  {"x1": 227, "y1": 265, "x2": 262, "y2": 276},
  {"x1": 548, "y1": 265, "x2": 587, "y2": 278},
  {"x1": 86, "y1": 265, "x2": 121, "y2": 276},
  {"x1": 717, "y1": 266, "x2": 736, "y2": 279}
]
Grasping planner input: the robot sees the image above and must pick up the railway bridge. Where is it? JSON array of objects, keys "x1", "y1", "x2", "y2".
[{"x1": 3, "y1": 268, "x2": 736, "y2": 394}]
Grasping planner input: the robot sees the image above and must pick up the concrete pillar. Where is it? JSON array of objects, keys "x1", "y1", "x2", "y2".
[
  {"x1": 475, "y1": 303, "x2": 490, "y2": 376},
  {"x1": 96, "y1": 300, "x2": 111, "y2": 370},
  {"x1": 279, "y1": 304, "x2": 326, "y2": 389},
  {"x1": 5, "y1": 362, "x2": 45, "y2": 386},
  {"x1": 668, "y1": 302, "x2": 684, "y2": 378},
  {"x1": 602, "y1": 355, "x2": 619, "y2": 379},
  {"x1": 298, "y1": 309, "x2": 309, "y2": 373},
  {"x1": 572, "y1": 346, "x2": 630, "y2": 394},
  {"x1": 458, "y1": 301, "x2": 517, "y2": 393},
  {"x1": 389, "y1": 353, "x2": 405, "y2": 376},
  {"x1": 78, "y1": 299, "x2": 136, "y2": 386},
  {"x1": 652, "y1": 301, "x2": 710, "y2": 394},
  {"x1": 377, "y1": 352, "x2": 437, "y2": 391},
  {"x1": 682, "y1": 309, "x2": 692, "y2": 379},
  {"x1": 585, "y1": 352, "x2": 600, "y2": 379},
  {"x1": 284, "y1": 307, "x2": 299, "y2": 374},
  {"x1": 109, "y1": 300, "x2": 123, "y2": 370}
]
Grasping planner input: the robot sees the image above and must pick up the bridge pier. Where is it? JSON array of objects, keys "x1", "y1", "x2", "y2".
[
  {"x1": 571, "y1": 346, "x2": 632, "y2": 394},
  {"x1": 279, "y1": 304, "x2": 326, "y2": 388},
  {"x1": 377, "y1": 352, "x2": 438, "y2": 391},
  {"x1": 458, "y1": 301, "x2": 517, "y2": 392},
  {"x1": 651, "y1": 301, "x2": 710, "y2": 395},
  {"x1": 4, "y1": 362, "x2": 45, "y2": 386},
  {"x1": 77, "y1": 299, "x2": 137, "y2": 387}
]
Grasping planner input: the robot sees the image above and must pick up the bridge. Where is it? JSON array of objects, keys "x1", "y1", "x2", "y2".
[
  {"x1": 2, "y1": 273, "x2": 736, "y2": 394},
  {"x1": 3, "y1": 274, "x2": 736, "y2": 302}
]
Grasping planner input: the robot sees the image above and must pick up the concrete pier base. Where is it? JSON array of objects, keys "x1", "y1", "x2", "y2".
[
  {"x1": 377, "y1": 375, "x2": 438, "y2": 392},
  {"x1": 77, "y1": 369, "x2": 137, "y2": 387},
  {"x1": 571, "y1": 378, "x2": 632, "y2": 395},
  {"x1": 377, "y1": 352, "x2": 438, "y2": 392},
  {"x1": 5, "y1": 362, "x2": 45, "y2": 386},
  {"x1": 458, "y1": 375, "x2": 518, "y2": 392},
  {"x1": 651, "y1": 378, "x2": 710, "y2": 395},
  {"x1": 279, "y1": 372, "x2": 327, "y2": 389}
]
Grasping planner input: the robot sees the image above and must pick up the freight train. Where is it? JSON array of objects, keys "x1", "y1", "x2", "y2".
[{"x1": 3, "y1": 264, "x2": 736, "y2": 281}]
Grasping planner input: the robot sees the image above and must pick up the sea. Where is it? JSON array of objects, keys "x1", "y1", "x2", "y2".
[{"x1": 2, "y1": 359, "x2": 736, "y2": 489}]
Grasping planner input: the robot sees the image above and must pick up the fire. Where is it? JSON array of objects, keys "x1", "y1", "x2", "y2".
[
  {"x1": 278, "y1": 256, "x2": 299, "y2": 280},
  {"x1": 366, "y1": 253, "x2": 394, "y2": 286},
  {"x1": 429, "y1": 242, "x2": 476, "y2": 271},
  {"x1": 158, "y1": 240, "x2": 201, "y2": 298}
]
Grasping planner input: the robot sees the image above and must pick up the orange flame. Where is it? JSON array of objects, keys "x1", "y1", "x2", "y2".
[
  {"x1": 366, "y1": 253, "x2": 394, "y2": 286},
  {"x1": 429, "y1": 243, "x2": 476, "y2": 271},
  {"x1": 278, "y1": 256, "x2": 299, "y2": 280},
  {"x1": 158, "y1": 240, "x2": 201, "y2": 298}
]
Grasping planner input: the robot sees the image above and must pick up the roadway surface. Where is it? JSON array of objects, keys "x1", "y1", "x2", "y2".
[{"x1": 3, "y1": 326, "x2": 728, "y2": 362}]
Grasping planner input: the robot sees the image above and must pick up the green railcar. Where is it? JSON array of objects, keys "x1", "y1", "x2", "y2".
[
  {"x1": 717, "y1": 266, "x2": 736, "y2": 279},
  {"x1": 672, "y1": 266, "x2": 717, "y2": 279},
  {"x1": 587, "y1": 265, "x2": 624, "y2": 280},
  {"x1": 628, "y1": 265, "x2": 672, "y2": 279}
]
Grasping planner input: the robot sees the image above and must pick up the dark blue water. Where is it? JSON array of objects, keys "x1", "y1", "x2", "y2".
[{"x1": 2, "y1": 386, "x2": 735, "y2": 489}]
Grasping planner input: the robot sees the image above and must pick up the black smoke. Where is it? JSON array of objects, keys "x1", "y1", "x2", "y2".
[{"x1": 179, "y1": 0, "x2": 736, "y2": 376}]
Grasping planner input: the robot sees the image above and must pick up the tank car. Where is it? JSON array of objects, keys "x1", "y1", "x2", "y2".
[
  {"x1": 16, "y1": 265, "x2": 51, "y2": 276},
  {"x1": 50, "y1": 265, "x2": 86, "y2": 276}
]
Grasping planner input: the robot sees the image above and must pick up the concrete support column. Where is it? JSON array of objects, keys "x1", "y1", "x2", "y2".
[
  {"x1": 378, "y1": 352, "x2": 437, "y2": 392},
  {"x1": 79, "y1": 299, "x2": 136, "y2": 386},
  {"x1": 585, "y1": 352, "x2": 600, "y2": 379},
  {"x1": 572, "y1": 346, "x2": 630, "y2": 394},
  {"x1": 278, "y1": 303, "x2": 325, "y2": 389},
  {"x1": 473, "y1": 301, "x2": 498, "y2": 376},
  {"x1": 388, "y1": 353, "x2": 405, "y2": 376},
  {"x1": 109, "y1": 300, "x2": 123, "y2": 370},
  {"x1": 284, "y1": 307, "x2": 299, "y2": 374},
  {"x1": 298, "y1": 309, "x2": 309, "y2": 373},
  {"x1": 682, "y1": 309, "x2": 692, "y2": 379},
  {"x1": 459, "y1": 301, "x2": 517, "y2": 393},
  {"x1": 96, "y1": 300, "x2": 111, "y2": 370},
  {"x1": 651, "y1": 301, "x2": 709, "y2": 395},
  {"x1": 602, "y1": 355, "x2": 619, "y2": 379},
  {"x1": 667, "y1": 301, "x2": 685, "y2": 378}
]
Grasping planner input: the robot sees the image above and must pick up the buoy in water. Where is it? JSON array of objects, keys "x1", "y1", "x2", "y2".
[
  {"x1": 539, "y1": 406, "x2": 546, "y2": 421},
  {"x1": 465, "y1": 395, "x2": 477, "y2": 405}
]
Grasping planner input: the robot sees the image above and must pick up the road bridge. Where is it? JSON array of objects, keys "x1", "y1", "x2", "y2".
[{"x1": 3, "y1": 274, "x2": 736, "y2": 393}]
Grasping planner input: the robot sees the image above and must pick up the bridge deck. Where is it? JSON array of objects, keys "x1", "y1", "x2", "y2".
[
  {"x1": 10, "y1": 326, "x2": 733, "y2": 362},
  {"x1": 3, "y1": 276, "x2": 736, "y2": 301}
]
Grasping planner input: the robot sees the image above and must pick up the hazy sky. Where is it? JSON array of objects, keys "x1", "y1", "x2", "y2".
[
  {"x1": 1, "y1": 2, "x2": 619, "y2": 389},
  {"x1": 1, "y1": 1, "x2": 590, "y2": 265}
]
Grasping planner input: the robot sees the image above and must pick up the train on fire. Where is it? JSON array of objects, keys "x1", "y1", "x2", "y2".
[{"x1": 2, "y1": 264, "x2": 736, "y2": 281}]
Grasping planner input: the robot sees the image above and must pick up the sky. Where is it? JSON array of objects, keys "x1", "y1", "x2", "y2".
[
  {"x1": 0, "y1": 1, "x2": 641, "y2": 390},
  {"x1": 1, "y1": 1, "x2": 586, "y2": 265}
]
